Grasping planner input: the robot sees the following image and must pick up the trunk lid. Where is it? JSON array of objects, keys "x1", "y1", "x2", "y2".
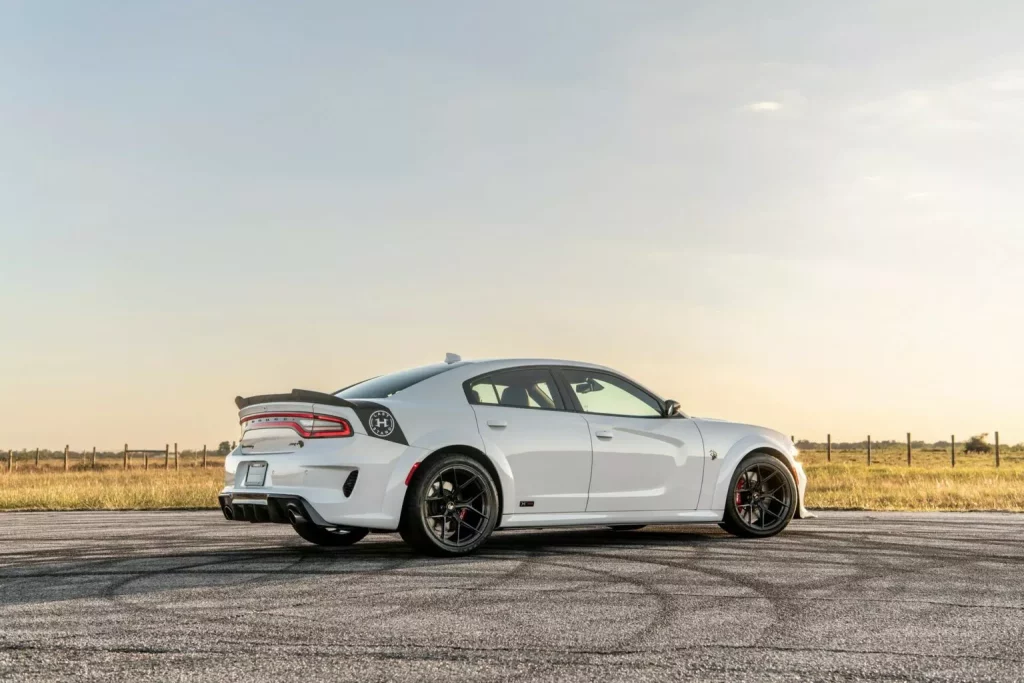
[{"x1": 236, "y1": 389, "x2": 363, "y2": 455}]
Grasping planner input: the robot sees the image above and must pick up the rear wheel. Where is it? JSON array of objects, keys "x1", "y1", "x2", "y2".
[
  {"x1": 719, "y1": 454, "x2": 797, "y2": 538},
  {"x1": 292, "y1": 523, "x2": 369, "y2": 547},
  {"x1": 400, "y1": 453, "x2": 499, "y2": 556}
]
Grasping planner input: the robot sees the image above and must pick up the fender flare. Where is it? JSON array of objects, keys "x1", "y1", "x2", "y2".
[{"x1": 711, "y1": 433, "x2": 803, "y2": 512}]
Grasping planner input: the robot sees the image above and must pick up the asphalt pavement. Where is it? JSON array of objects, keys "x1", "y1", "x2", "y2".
[{"x1": 2, "y1": 510, "x2": 1024, "y2": 682}]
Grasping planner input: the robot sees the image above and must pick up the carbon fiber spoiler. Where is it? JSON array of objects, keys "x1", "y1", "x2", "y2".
[{"x1": 234, "y1": 389, "x2": 356, "y2": 410}]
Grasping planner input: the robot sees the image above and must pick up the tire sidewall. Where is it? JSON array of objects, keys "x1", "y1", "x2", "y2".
[
  {"x1": 723, "y1": 454, "x2": 797, "y2": 538},
  {"x1": 402, "y1": 453, "x2": 500, "y2": 555}
]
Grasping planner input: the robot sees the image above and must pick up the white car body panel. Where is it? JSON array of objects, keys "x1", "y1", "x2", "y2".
[
  {"x1": 472, "y1": 405, "x2": 592, "y2": 514},
  {"x1": 221, "y1": 357, "x2": 809, "y2": 532},
  {"x1": 583, "y1": 414, "x2": 705, "y2": 512}
]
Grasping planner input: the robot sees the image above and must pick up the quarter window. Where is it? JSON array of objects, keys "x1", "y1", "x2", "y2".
[
  {"x1": 466, "y1": 369, "x2": 565, "y2": 411},
  {"x1": 562, "y1": 369, "x2": 662, "y2": 417}
]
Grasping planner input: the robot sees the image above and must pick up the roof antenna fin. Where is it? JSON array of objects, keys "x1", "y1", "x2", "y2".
[{"x1": 444, "y1": 352, "x2": 462, "y2": 364}]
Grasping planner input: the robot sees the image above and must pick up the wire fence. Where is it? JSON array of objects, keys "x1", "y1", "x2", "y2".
[
  {"x1": 3, "y1": 445, "x2": 229, "y2": 472},
  {"x1": 4, "y1": 433, "x2": 1020, "y2": 473},
  {"x1": 793, "y1": 432, "x2": 1019, "y2": 468}
]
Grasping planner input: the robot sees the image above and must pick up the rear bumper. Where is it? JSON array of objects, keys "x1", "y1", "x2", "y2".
[
  {"x1": 221, "y1": 436, "x2": 425, "y2": 531},
  {"x1": 217, "y1": 493, "x2": 369, "y2": 529}
]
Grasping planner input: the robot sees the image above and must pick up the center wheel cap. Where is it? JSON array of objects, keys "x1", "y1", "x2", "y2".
[{"x1": 446, "y1": 502, "x2": 455, "y2": 510}]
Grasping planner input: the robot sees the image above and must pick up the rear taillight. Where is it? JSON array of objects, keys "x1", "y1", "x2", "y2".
[{"x1": 240, "y1": 412, "x2": 353, "y2": 439}]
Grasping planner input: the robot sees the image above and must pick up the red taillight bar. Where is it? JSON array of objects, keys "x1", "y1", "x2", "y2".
[{"x1": 240, "y1": 412, "x2": 353, "y2": 439}]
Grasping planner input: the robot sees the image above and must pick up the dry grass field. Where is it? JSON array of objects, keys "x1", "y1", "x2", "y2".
[
  {"x1": 0, "y1": 467, "x2": 224, "y2": 510},
  {"x1": 799, "y1": 446, "x2": 1024, "y2": 511},
  {"x1": 1, "y1": 447, "x2": 1024, "y2": 512}
]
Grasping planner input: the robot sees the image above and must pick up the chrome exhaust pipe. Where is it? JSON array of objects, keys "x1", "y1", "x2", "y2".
[
  {"x1": 222, "y1": 505, "x2": 234, "y2": 520},
  {"x1": 285, "y1": 503, "x2": 307, "y2": 526}
]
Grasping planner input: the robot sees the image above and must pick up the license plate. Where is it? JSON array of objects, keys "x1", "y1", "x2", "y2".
[{"x1": 245, "y1": 462, "x2": 267, "y2": 487}]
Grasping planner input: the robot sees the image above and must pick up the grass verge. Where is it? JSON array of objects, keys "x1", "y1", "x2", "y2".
[{"x1": 0, "y1": 468, "x2": 224, "y2": 510}]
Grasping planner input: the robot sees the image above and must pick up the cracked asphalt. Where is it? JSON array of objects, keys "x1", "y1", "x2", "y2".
[{"x1": 1, "y1": 510, "x2": 1023, "y2": 682}]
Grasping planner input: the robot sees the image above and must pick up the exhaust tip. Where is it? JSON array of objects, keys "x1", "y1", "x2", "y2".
[
  {"x1": 222, "y1": 505, "x2": 234, "y2": 520},
  {"x1": 285, "y1": 503, "x2": 308, "y2": 526}
]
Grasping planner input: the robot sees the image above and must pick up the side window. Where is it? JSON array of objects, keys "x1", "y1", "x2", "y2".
[
  {"x1": 562, "y1": 369, "x2": 662, "y2": 417},
  {"x1": 466, "y1": 368, "x2": 565, "y2": 411}
]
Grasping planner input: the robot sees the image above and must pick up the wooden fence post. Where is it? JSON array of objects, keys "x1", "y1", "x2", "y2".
[
  {"x1": 145, "y1": 448, "x2": 149, "y2": 470},
  {"x1": 202, "y1": 445, "x2": 207, "y2": 469},
  {"x1": 907, "y1": 433, "x2": 912, "y2": 466},
  {"x1": 165, "y1": 444, "x2": 169, "y2": 470},
  {"x1": 826, "y1": 434, "x2": 831, "y2": 462},
  {"x1": 7, "y1": 449, "x2": 11, "y2": 473},
  {"x1": 995, "y1": 431, "x2": 1000, "y2": 468},
  {"x1": 92, "y1": 446, "x2": 96, "y2": 469},
  {"x1": 951, "y1": 435, "x2": 956, "y2": 468},
  {"x1": 124, "y1": 444, "x2": 128, "y2": 469},
  {"x1": 64, "y1": 445, "x2": 69, "y2": 472},
  {"x1": 174, "y1": 443, "x2": 178, "y2": 471},
  {"x1": 35, "y1": 448, "x2": 39, "y2": 467},
  {"x1": 867, "y1": 435, "x2": 872, "y2": 466}
]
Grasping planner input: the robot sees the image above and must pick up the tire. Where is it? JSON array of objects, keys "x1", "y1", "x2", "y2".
[
  {"x1": 399, "y1": 453, "x2": 500, "y2": 556},
  {"x1": 719, "y1": 453, "x2": 797, "y2": 539},
  {"x1": 607, "y1": 525, "x2": 646, "y2": 531},
  {"x1": 292, "y1": 522, "x2": 369, "y2": 547}
]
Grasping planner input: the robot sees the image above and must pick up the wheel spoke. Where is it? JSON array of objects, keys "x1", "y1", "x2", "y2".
[
  {"x1": 454, "y1": 473, "x2": 481, "y2": 496},
  {"x1": 461, "y1": 490, "x2": 485, "y2": 506},
  {"x1": 457, "y1": 503, "x2": 487, "y2": 518},
  {"x1": 457, "y1": 517, "x2": 484, "y2": 535}
]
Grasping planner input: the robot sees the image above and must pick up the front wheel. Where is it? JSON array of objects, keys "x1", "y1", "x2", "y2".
[
  {"x1": 719, "y1": 454, "x2": 797, "y2": 538},
  {"x1": 399, "y1": 453, "x2": 500, "y2": 556},
  {"x1": 292, "y1": 523, "x2": 369, "y2": 547}
]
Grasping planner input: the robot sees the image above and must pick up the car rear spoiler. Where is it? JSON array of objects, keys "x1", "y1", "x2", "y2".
[{"x1": 235, "y1": 389, "x2": 357, "y2": 410}]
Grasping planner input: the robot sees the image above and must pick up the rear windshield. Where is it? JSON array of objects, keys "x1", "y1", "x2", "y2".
[{"x1": 335, "y1": 363, "x2": 459, "y2": 399}]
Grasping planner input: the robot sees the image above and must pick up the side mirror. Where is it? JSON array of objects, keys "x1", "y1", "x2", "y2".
[
  {"x1": 663, "y1": 399, "x2": 682, "y2": 417},
  {"x1": 575, "y1": 378, "x2": 605, "y2": 395}
]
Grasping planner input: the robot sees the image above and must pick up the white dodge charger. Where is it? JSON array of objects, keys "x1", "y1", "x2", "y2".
[{"x1": 221, "y1": 354, "x2": 809, "y2": 556}]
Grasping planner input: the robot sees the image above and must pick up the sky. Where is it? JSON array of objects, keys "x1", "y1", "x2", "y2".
[{"x1": 2, "y1": 1, "x2": 1023, "y2": 450}]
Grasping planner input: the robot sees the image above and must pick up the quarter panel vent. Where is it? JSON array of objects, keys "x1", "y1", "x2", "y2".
[{"x1": 343, "y1": 470, "x2": 359, "y2": 497}]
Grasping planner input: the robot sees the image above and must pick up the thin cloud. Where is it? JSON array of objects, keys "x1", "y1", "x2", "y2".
[{"x1": 746, "y1": 101, "x2": 782, "y2": 112}]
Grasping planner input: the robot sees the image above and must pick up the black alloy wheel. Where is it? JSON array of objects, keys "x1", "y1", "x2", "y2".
[{"x1": 720, "y1": 453, "x2": 797, "y2": 538}]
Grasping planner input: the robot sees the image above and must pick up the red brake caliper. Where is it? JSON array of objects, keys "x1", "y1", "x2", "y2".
[{"x1": 735, "y1": 477, "x2": 745, "y2": 507}]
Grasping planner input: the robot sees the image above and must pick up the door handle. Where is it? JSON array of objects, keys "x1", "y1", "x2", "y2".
[
  {"x1": 487, "y1": 420, "x2": 508, "y2": 429},
  {"x1": 595, "y1": 430, "x2": 614, "y2": 439}
]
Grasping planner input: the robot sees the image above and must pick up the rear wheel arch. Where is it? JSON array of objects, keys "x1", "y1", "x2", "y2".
[{"x1": 401, "y1": 444, "x2": 505, "y2": 525}]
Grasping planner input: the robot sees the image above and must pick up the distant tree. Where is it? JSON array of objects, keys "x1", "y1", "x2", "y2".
[
  {"x1": 964, "y1": 434, "x2": 992, "y2": 454},
  {"x1": 217, "y1": 441, "x2": 231, "y2": 455}
]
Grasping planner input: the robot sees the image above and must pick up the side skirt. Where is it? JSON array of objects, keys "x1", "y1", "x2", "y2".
[{"x1": 499, "y1": 509, "x2": 724, "y2": 529}]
